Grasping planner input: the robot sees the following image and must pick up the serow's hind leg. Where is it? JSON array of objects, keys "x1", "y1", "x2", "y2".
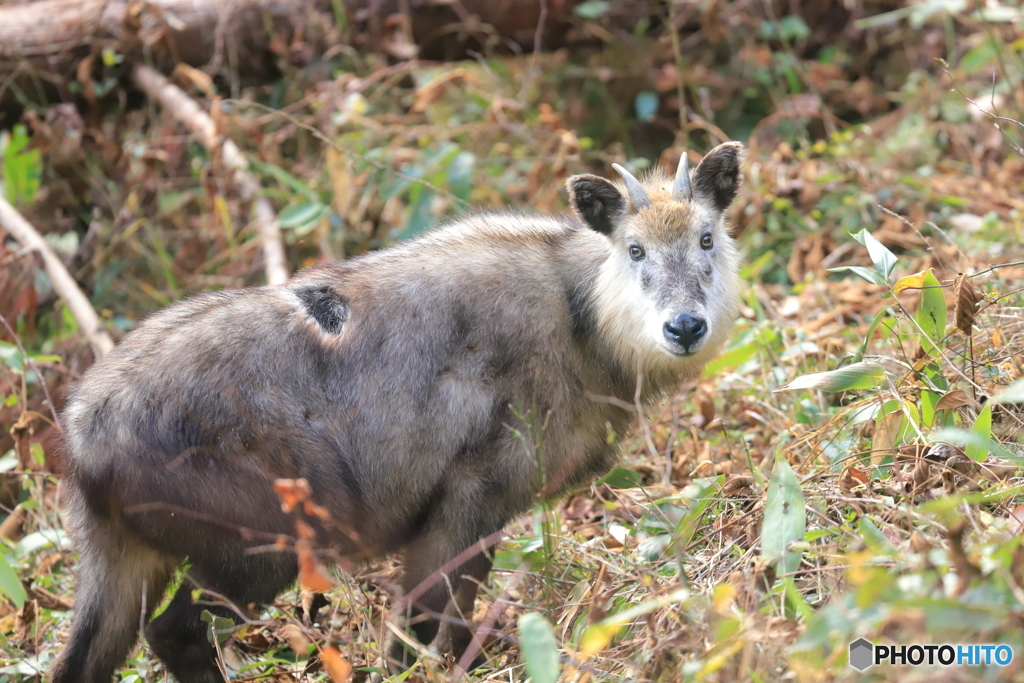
[
  {"x1": 145, "y1": 549, "x2": 298, "y2": 683},
  {"x1": 49, "y1": 485, "x2": 174, "y2": 683}
]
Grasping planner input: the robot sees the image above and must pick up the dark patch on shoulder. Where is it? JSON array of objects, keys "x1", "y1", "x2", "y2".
[
  {"x1": 294, "y1": 286, "x2": 349, "y2": 334},
  {"x1": 84, "y1": 396, "x2": 113, "y2": 440}
]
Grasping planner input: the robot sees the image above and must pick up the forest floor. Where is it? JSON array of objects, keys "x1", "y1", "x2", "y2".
[{"x1": 1, "y1": 1, "x2": 1024, "y2": 682}]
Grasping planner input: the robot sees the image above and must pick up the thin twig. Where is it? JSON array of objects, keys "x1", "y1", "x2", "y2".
[
  {"x1": 227, "y1": 99, "x2": 472, "y2": 209},
  {"x1": 132, "y1": 64, "x2": 289, "y2": 285},
  {"x1": 0, "y1": 195, "x2": 115, "y2": 357},
  {"x1": 666, "y1": 0, "x2": 688, "y2": 148},
  {"x1": 451, "y1": 565, "x2": 528, "y2": 681}
]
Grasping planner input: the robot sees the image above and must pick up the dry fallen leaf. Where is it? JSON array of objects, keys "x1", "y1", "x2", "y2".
[
  {"x1": 321, "y1": 646, "x2": 353, "y2": 682},
  {"x1": 273, "y1": 478, "x2": 313, "y2": 513},
  {"x1": 1010, "y1": 504, "x2": 1024, "y2": 534},
  {"x1": 951, "y1": 273, "x2": 983, "y2": 337},
  {"x1": 297, "y1": 546, "x2": 337, "y2": 593},
  {"x1": 10, "y1": 411, "x2": 45, "y2": 471},
  {"x1": 278, "y1": 623, "x2": 312, "y2": 657},
  {"x1": 934, "y1": 389, "x2": 979, "y2": 412},
  {"x1": 843, "y1": 466, "x2": 870, "y2": 486},
  {"x1": 871, "y1": 411, "x2": 903, "y2": 463}
]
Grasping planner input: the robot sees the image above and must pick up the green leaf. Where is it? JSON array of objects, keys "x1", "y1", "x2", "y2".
[
  {"x1": 761, "y1": 457, "x2": 806, "y2": 577},
  {"x1": 278, "y1": 201, "x2": 327, "y2": 228},
  {"x1": 960, "y1": 38, "x2": 998, "y2": 73},
  {"x1": 200, "y1": 609, "x2": 236, "y2": 645},
  {"x1": 921, "y1": 390, "x2": 940, "y2": 428},
  {"x1": 248, "y1": 158, "x2": 318, "y2": 200},
  {"x1": 992, "y1": 378, "x2": 1024, "y2": 404},
  {"x1": 446, "y1": 151, "x2": 475, "y2": 202},
  {"x1": 0, "y1": 452, "x2": 17, "y2": 472},
  {"x1": 0, "y1": 553, "x2": 26, "y2": 609},
  {"x1": 704, "y1": 340, "x2": 757, "y2": 377},
  {"x1": 596, "y1": 467, "x2": 644, "y2": 489},
  {"x1": 931, "y1": 428, "x2": 1023, "y2": 465},
  {"x1": 760, "y1": 15, "x2": 811, "y2": 41},
  {"x1": 826, "y1": 266, "x2": 888, "y2": 287},
  {"x1": 966, "y1": 403, "x2": 992, "y2": 462},
  {"x1": 851, "y1": 229, "x2": 898, "y2": 279},
  {"x1": 1, "y1": 125, "x2": 42, "y2": 206},
  {"x1": 15, "y1": 529, "x2": 67, "y2": 557},
  {"x1": 579, "y1": 588, "x2": 689, "y2": 656},
  {"x1": 396, "y1": 188, "x2": 436, "y2": 240},
  {"x1": 101, "y1": 46, "x2": 124, "y2": 67},
  {"x1": 0, "y1": 656, "x2": 45, "y2": 675},
  {"x1": 0, "y1": 341, "x2": 23, "y2": 373},
  {"x1": 634, "y1": 91, "x2": 660, "y2": 122},
  {"x1": 858, "y1": 517, "x2": 893, "y2": 552},
  {"x1": 915, "y1": 269, "x2": 947, "y2": 353},
  {"x1": 574, "y1": 0, "x2": 610, "y2": 19},
  {"x1": 674, "y1": 477, "x2": 723, "y2": 550},
  {"x1": 775, "y1": 362, "x2": 885, "y2": 393},
  {"x1": 518, "y1": 612, "x2": 560, "y2": 683}
]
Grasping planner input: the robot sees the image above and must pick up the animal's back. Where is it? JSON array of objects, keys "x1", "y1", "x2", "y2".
[{"x1": 62, "y1": 211, "x2": 613, "y2": 556}]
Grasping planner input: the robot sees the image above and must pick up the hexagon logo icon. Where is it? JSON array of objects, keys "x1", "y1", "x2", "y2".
[{"x1": 849, "y1": 638, "x2": 874, "y2": 671}]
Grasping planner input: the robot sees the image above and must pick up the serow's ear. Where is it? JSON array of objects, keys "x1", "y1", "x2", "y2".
[
  {"x1": 692, "y1": 141, "x2": 743, "y2": 212},
  {"x1": 566, "y1": 174, "x2": 626, "y2": 235}
]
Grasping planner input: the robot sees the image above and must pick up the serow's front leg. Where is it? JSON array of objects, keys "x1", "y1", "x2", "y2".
[{"x1": 387, "y1": 521, "x2": 497, "y2": 672}]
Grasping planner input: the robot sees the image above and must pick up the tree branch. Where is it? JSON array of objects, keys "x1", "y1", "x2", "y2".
[
  {"x1": 0, "y1": 195, "x2": 115, "y2": 357},
  {"x1": 131, "y1": 64, "x2": 289, "y2": 285}
]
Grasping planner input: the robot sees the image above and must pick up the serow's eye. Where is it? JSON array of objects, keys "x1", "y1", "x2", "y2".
[
  {"x1": 700, "y1": 234, "x2": 714, "y2": 250},
  {"x1": 629, "y1": 245, "x2": 645, "y2": 261}
]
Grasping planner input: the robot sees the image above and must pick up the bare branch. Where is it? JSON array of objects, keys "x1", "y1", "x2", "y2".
[
  {"x1": 132, "y1": 64, "x2": 289, "y2": 285},
  {"x1": 0, "y1": 195, "x2": 114, "y2": 357}
]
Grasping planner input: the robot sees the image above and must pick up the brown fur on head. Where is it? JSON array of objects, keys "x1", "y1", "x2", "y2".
[{"x1": 566, "y1": 142, "x2": 745, "y2": 378}]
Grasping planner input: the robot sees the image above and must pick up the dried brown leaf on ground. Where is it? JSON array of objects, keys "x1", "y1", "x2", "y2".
[{"x1": 951, "y1": 272, "x2": 983, "y2": 336}]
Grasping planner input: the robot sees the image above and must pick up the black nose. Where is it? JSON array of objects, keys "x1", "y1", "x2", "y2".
[{"x1": 663, "y1": 314, "x2": 707, "y2": 352}]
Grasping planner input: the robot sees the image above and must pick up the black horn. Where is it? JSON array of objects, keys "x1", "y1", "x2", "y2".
[{"x1": 612, "y1": 163, "x2": 651, "y2": 211}]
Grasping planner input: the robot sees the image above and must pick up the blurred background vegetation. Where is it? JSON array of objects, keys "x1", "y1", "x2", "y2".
[{"x1": 0, "y1": 0, "x2": 1023, "y2": 681}]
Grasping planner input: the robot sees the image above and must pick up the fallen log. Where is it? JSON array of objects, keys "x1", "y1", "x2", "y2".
[{"x1": 0, "y1": 0, "x2": 310, "y2": 123}]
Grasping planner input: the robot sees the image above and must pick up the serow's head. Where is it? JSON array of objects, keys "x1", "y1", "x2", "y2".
[{"x1": 567, "y1": 142, "x2": 744, "y2": 370}]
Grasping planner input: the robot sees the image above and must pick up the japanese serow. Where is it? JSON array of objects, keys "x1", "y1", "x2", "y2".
[{"x1": 50, "y1": 142, "x2": 745, "y2": 683}]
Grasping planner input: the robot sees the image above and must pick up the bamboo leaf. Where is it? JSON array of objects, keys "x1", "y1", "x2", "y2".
[
  {"x1": 762, "y1": 458, "x2": 806, "y2": 577},
  {"x1": 993, "y1": 378, "x2": 1024, "y2": 405},
  {"x1": 0, "y1": 553, "x2": 25, "y2": 609},
  {"x1": 775, "y1": 362, "x2": 885, "y2": 393},
  {"x1": 827, "y1": 265, "x2": 889, "y2": 287},
  {"x1": 851, "y1": 228, "x2": 898, "y2": 279},
  {"x1": 915, "y1": 269, "x2": 947, "y2": 352},
  {"x1": 966, "y1": 404, "x2": 992, "y2": 462},
  {"x1": 519, "y1": 612, "x2": 560, "y2": 683}
]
